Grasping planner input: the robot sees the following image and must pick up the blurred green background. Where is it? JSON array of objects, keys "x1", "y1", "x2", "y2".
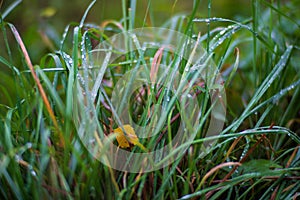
[{"x1": 1, "y1": 0, "x2": 251, "y2": 63}]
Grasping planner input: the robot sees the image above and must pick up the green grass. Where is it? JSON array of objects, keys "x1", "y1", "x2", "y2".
[{"x1": 1, "y1": 0, "x2": 300, "y2": 199}]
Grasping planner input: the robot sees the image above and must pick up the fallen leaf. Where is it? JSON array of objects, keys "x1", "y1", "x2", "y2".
[{"x1": 113, "y1": 124, "x2": 146, "y2": 151}]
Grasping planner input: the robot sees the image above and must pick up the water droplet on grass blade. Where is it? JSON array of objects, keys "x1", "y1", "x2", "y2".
[
  {"x1": 166, "y1": 96, "x2": 170, "y2": 102},
  {"x1": 31, "y1": 170, "x2": 37, "y2": 177},
  {"x1": 15, "y1": 154, "x2": 21, "y2": 162},
  {"x1": 204, "y1": 19, "x2": 210, "y2": 24},
  {"x1": 219, "y1": 29, "x2": 226, "y2": 35},
  {"x1": 26, "y1": 142, "x2": 32, "y2": 149}
]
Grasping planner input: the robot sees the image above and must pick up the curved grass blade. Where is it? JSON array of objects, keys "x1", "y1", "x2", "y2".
[
  {"x1": 225, "y1": 47, "x2": 239, "y2": 87},
  {"x1": 8, "y1": 23, "x2": 64, "y2": 146},
  {"x1": 234, "y1": 78, "x2": 300, "y2": 128},
  {"x1": 193, "y1": 17, "x2": 274, "y2": 53},
  {"x1": 181, "y1": 166, "x2": 299, "y2": 200},
  {"x1": 0, "y1": 56, "x2": 20, "y2": 75},
  {"x1": 2, "y1": 0, "x2": 22, "y2": 19},
  {"x1": 79, "y1": 0, "x2": 96, "y2": 28},
  {"x1": 222, "y1": 45, "x2": 293, "y2": 133},
  {"x1": 36, "y1": 67, "x2": 65, "y2": 115}
]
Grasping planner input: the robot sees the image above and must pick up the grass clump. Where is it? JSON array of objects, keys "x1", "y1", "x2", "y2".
[{"x1": 0, "y1": 0, "x2": 300, "y2": 199}]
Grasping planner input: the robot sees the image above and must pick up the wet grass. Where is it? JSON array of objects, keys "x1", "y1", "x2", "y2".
[{"x1": 0, "y1": 0, "x2": 300, "y2": 199}]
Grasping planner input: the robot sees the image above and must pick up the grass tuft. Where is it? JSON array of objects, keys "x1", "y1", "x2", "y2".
[{"x1": 0, "y1": 0, "x2": 299, "y2": 199}]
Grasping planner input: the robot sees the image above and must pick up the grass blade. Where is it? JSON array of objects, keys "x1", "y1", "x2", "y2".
[{"x1": 1, "y1": 0, "x2": 22, "y2": 19}]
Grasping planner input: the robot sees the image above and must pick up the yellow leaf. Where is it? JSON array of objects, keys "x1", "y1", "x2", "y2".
[
  {"x1": 113, "y1": 124, "x2": 146, "y2": 151},
  {"x1": 40, "y1": 7, "x2": 57, "y2": 18}
]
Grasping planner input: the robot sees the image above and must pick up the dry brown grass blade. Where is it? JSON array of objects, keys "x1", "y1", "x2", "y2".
[
  {"x1": 10, "y1": 24, "x2": 65, "y2": 147},
  {"x1": 198, "y1": 162, "x2": 241, "y2": 189},
  {"x1": 269, "y1": 144, "x2": 300, "y2": 200},
  {"x1": 222, "y1": 124, "x2": 275, "y2": 182},
  {"x1": 222, "y1": 135, "x2": 264, "y2": 182},
  {"x1": 101, "y1": 20, "x2": 124, "y2": 30},
  {"x1": 270, "y1": 185, "x2": 279, "y2": 200},
  {"x1": 150, "y1": 46, "x2": 165, "y2": 83},
  {"x1": 224, "y1": 136, "x2": 243, "y2": 161},
  {"x1": 206, "y1": 136, "x2": 243, "y2": 186},
  {"x1": 286, "y1": 144, "x2": 299, "y2": 168}
]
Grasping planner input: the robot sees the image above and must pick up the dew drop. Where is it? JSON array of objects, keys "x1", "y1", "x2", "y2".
[
  {"x1": 166, "y1": 96, "x2": 170, "y2": 102},
  {"x1": 219, "y1": 30, "x2": 226, "y2": 35},
  {"x1": 26, "y1": 142, "x2": 32, "y2": 149},
  {"x1": 31, "y1": 170, "x2": 37, "y2": 177},
  {"x1": 272, "y1": 96, "x2": 279, "y2": 104},
  {"x1": 15, "y1": 154, "x2": 21, "y2": 162},
  {"x1": 280, "y1": 91, "x2": 284, "y2": 95}
]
